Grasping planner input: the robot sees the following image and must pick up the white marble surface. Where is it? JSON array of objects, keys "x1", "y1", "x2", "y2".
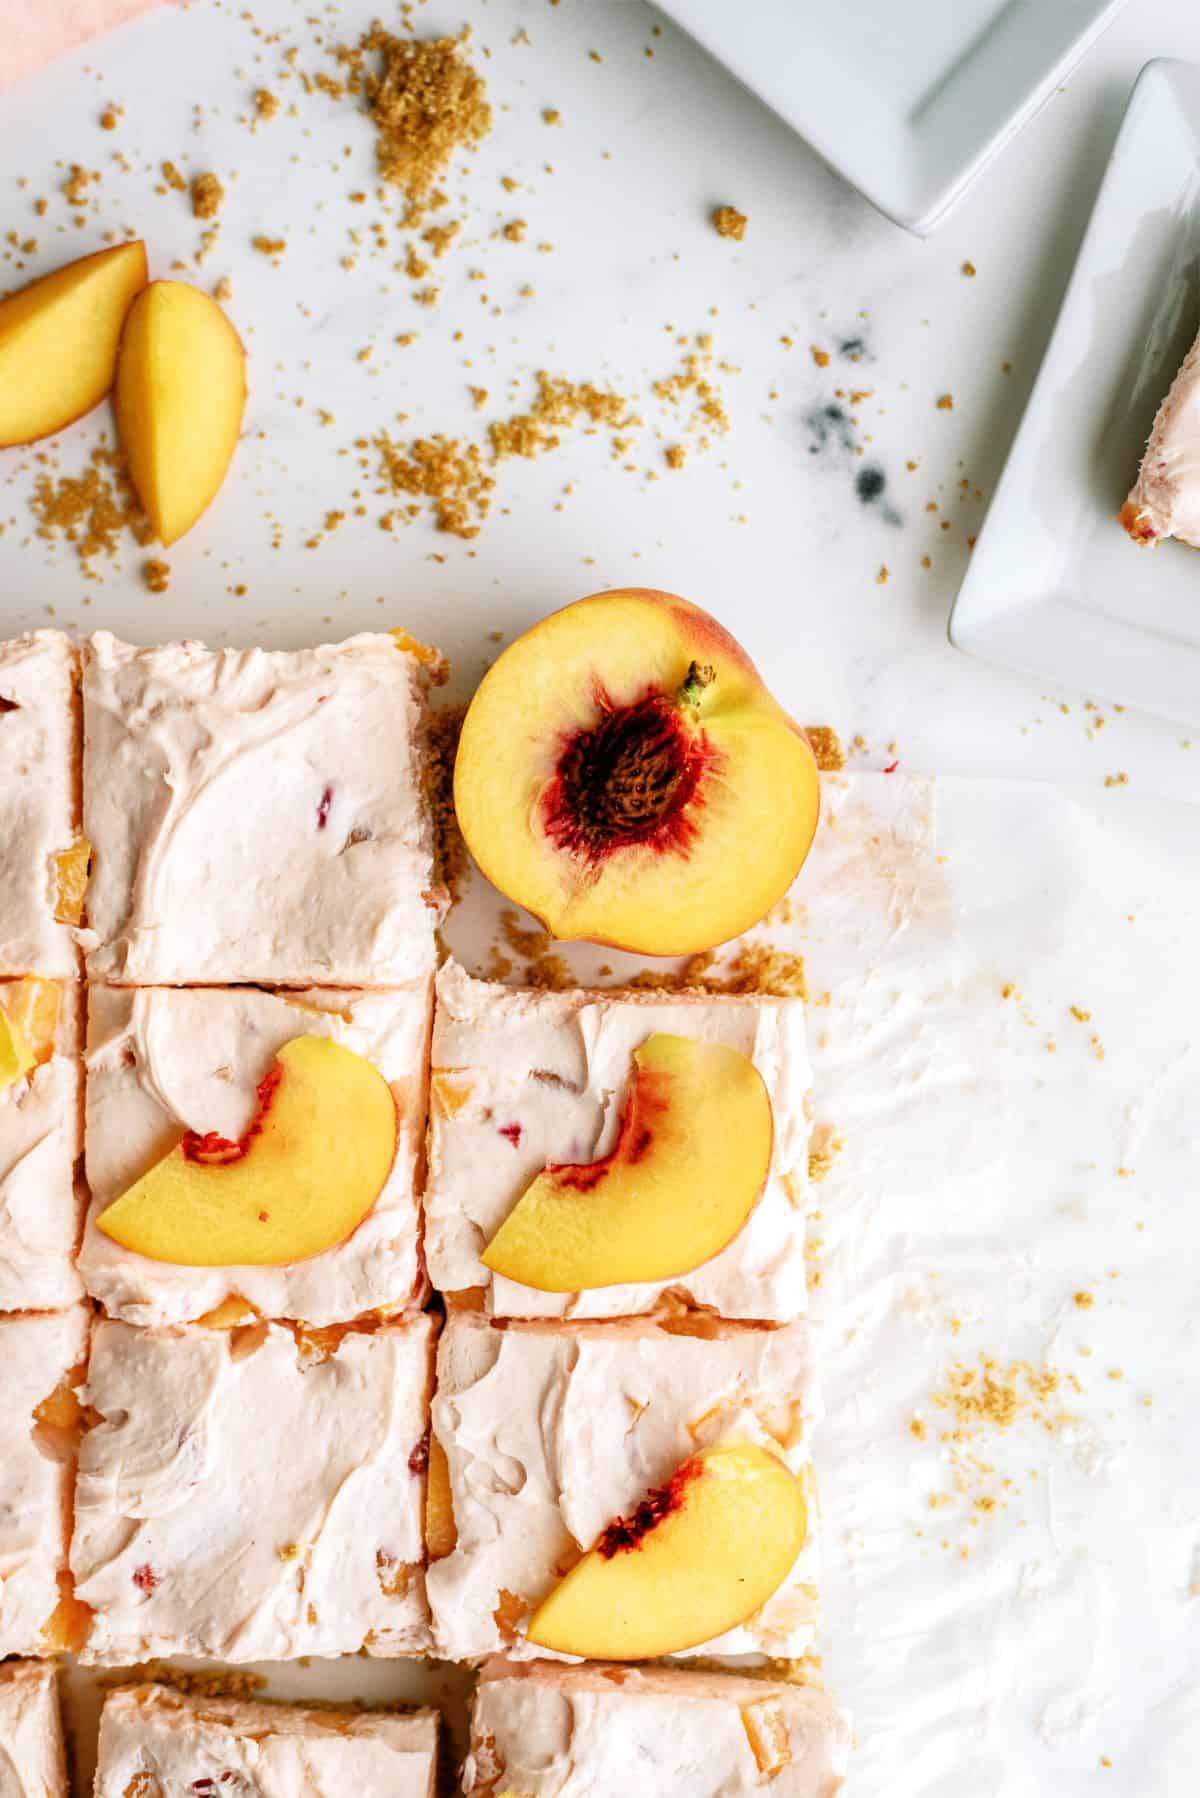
[{"x1": 1, "y1": 0, "x2": 1198, "y2": 800}]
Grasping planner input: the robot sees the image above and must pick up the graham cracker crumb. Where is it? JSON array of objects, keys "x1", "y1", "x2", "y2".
[
  {"x1": 427, "y1": 705, "x2": 469, "y2": 904},
  {"x1": 804, "y1": 725, "x2": 844, "y2": 771},
  {"x1": 810, "y1": 346, "x2": 830, "y2": 368},
  {"x1": 962, "y1": 261, "x2": 976, "y2": 278},
  {"x1": 712, "y1": 204, "x2": 747, "y2": 241},
  {"x1": 252, "y1": 234, "x2": 287, "y2": 256},
  {"x1": 99, "y1": 1663, "x2": 266, "y2": 1701},
  {"x1": 807, "y1": 1124, "x2": 844, "y2": 1184},
  {"x1": 190, "y1": 172, "x2": 224, "y2": 219},
  {"x1": 161, "y1": 160, "x2": 187, "y2": 192},
  {"x1": 936, "y1": 393, "x2": 954, "y2": 411},
  {"x1": 664, "y1": 444, "x2": 686, "y2": 470},
  {"x1": 254, "y1": 88, "x2": 280, "y2": 119},
  {"x1": 1074, "y1": 1290, "x2": 1094, "y2": 1309},
  {"x1": 30, "y1": 443, "x2": 153, "y2": 575},
  {"x1": 143, "y1": 559, "x2": 170, "y2": 593}
]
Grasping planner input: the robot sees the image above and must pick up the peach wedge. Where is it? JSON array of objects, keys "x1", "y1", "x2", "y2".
[
  {"x1": 96, "y1": 1036, "x2": 397, "y2": 1266},
  {"x1": 453, "y1": 589, "x2": 820, "y2": 955},
  {"x1": 115, "y1": 280, "x2": 246, "y2": 545},
  {"x1": 0, "y1": 1008, "x2": 34, "y2": 1089},
  {"x1": 0, "y1": 241, "x2": 147, "y2": 447},
  {"x1": 482, "y1": 1032, "x2": 772, "y2": 1290},
  {"x1": 526, "y1": 1440, "x2": 807, "y2": 1659}
]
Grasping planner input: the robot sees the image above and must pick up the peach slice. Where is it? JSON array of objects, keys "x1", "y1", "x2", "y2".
[
  {"x1": 114, "y1": 279, "x2": 246, "y2": 545},
  {"x1": 482, "y1": 1033, "x2": 771, "y2": 1290},
  {"x1": 0, "y1": 1008, "x2": 34, "y2": 1089},
  {"x1": 0, "y1": 977, "x2": 60, "y2": 1073},
  {"x1": 53, "y1": 836, "x2": 90, "y2": 926},
  {"x1": 526, "y1": 1440, "x2": 806, "y2": 1660},
  {"x1": 0, "y1": 241, "x2": 147, "y2": 447},
  {"x1": 95, "y1": 1036, "x2": 396, "y2": 1266},
  {"x1": 454, "y1": 589, "x2": 820, "y2": 955},
  {"x1": 425, "y1": 1432, "x2": 457, "y2": 1561}
]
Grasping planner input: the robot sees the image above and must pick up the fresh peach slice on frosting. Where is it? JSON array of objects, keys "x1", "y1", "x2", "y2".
[
  {"x1": 453, "y1": 589, "x2": 820, "y2": 955},
  {"x1": 526, "y1": 1439, "x2": 807, "y2": 1660},
  {"x1": 96, "y1": 1036, "x2": 396, "y2": 1266},
  {"x1": 482, "y1": 1033, "x2": 772, "y2": 1290}
]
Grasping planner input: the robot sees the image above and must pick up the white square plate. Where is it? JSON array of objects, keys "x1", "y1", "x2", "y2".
[
  {"x1": 656, "y1": 0, "x2": 1128, "y2": 234},
  {"x1": 951, "y1": 59, "x2": 1200, "y2": 728}
]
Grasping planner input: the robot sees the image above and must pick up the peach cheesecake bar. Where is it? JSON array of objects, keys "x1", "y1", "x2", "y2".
[
  {"x1": 0, "y1": 1306, "x2": 90, "y2": 1657},
  {"x1": 0, "y1": 632, "x2": 81, "y2": 978},
  {"x1": 0, "y1": 1663, "x2": 68, "y2": 1797},
  {"x1": 0, "y1": 978, "x2": 83, "y2": 1311},
  {"x1": 465, "y1": 1659, "x2": 851, "y2": 1796},
  {"x1": 427, "y1": 1311, "x2": 820, "y2": 1664},
  {"x1": 78, "y1": 982, "x2": 430, "y2": 1326},
  {"x1": 71, "y1": 1313, "x2": 435, "y2": 1663},
  {"x1": 1121, "y1": 323, "x2": 1200, "y2": 547},
  {"x1": 95, "y1": 1684, "x2": 439, "y2": 1797},
  {"x1": 81, "y1": 630, "x2": 443, "y2": 987},
  {"x1": 426, "y1": 960, "x2": 812, "y2": 1321}
]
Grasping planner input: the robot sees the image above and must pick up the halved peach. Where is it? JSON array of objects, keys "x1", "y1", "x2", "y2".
[
  {"x1": 453, "y1": 590, "x2": 820, "y2": 955},
  {"x1": 0, "y1": 241, "x2": 147, "y2": 447},
  {"x1": 526, "y1": 1439, "x2": 806, "y2": 1659},
  {"x1": 482, "y1": 1033, "x2": 771, "y2": 1290},
  {"x1": 114, "y1": 279, "x2": 246, "y2": 545},
  {"x1": 95, "y1": 1036, "x2": 397, "y2": 1266}
]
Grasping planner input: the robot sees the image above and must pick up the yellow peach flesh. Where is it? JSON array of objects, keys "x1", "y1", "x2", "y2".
[
  {"x1": 95, "y1": 1036, "x2": 397, "y2": 1266},
  {"x1": 482, "y1": 1033, "x2": 772, "y2": 1290},
  {"x1": 0, "y1": 241, "x2": 147, "y2": 447},
  {"x1": 454, "y1": 589, "x2": 820, "y2": 956},
  {"x1": 114, "y1": 280, "x2": 246, "y2": 546},
  {"x1": 526, "y1": 1439, "x2": 807, "y2": 1660}
]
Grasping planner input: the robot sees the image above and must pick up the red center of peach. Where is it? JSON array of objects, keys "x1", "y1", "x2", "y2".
[
  {"x1": 597, "y1": 1459, "x2": 702, "y2": 1558},
  {"x1": 180, "y1": 1065, "x2": 283, "y2": 1166},
  {"x1": 540, "y1": 677, "x2": 720, "y2": 865}
]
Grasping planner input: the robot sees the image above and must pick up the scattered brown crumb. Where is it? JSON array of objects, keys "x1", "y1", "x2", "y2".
[
  {"x1": 502, "y1": 218, "x2": 527, "y2": 243},
  {"x1": 936, "y1": 393, "x2": 954, "y2": 411},
  {"x1": 711, "y1": 204, "x2": 747, "y2": 242},
  {"x1": 930, "y1": 1357, "x2": 1072, "y2": 1436},
  {"x1": 961, "y1": 261, "x2": 976, "y2": 278},
  {"x1": 251, "y1": 235, "x2": 287, "y2": 256},
  {"x1": 98, "y1": 1662, "x2": 265, "y2": 1701},
  {"x1": 30, "y1": 443, "x2": 153, "y2": 575},
  {"x1": 810, "y1": 346, "x2": 830, "y2": 368},
  {"x1": 808, "y1": 1124, "x2": 844, "y2": 1184},
  {"x1": 804, "y1": 725, "x2": 844, "y2": 771},
  {"x1": 143, "y1": 559, "x2": 170, "y2": 594},
  {"x1": 190, "y1": 172, "x2": 224, "y2": 219},
  {"x1": 1074, "y1": 1291, "x2": 1094, "y2": 1310},
  {"x1": 62, "y1": 165, "x2": 96, "y2": 207},
  {"x1": 374, "y1": 432, "x2": 494, "y2": 539},
  {"x1": 426, "y1": 704, "x2": 467, "y2": 906},
  {"x1": 213, "y1": 275, "x2": 233, "y2": 302},
  {"x1": 664, "y1": 445, "x2": 686, "y2": 470},
  {"x1": 876, "y1": 565, "x2": 889, "y2": 585},
  {"x1": 161, "y1": 160, "x2": 187, "y2": 192},
  {"x1": 254, "y1": 88, "x2": 280, "y2": 119},
  {"x1": 634, "y1": 943, "x2": 808, "y2": 1001},
  {"x1": 910, "y1": 1417, "x2": 927, "y2": 1441},
  {"x1": 542, "y1": 107, "x2": 561, "y2": 126},
  {"x1": 99, "y1": 110, "x2": 119, "y2": 131},
  {"x1": 1104, "y1": 772, "x2": 1129, "y2": 789}
]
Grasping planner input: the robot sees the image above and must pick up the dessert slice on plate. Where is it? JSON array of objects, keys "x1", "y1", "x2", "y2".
[
  {"x1": 81, "y1": 630, "x2": 444, "y2": 986},
  {"x1": 94, "y1": 1684, "x2": 439, "y2": 1797},
  {"x1": 0, "y1": 1662, "x2": 67, "y2": 1798},
  {"x1": 71, "y1": 1313, "x2": 436, "y2": 1662},
  {"x1": 0, "y1": 632, "x2": 83, "y2": 978},
  {"x1": 0, "y1": 976, "x2": 83, "y2": 1311},
  {"x1": 78, "y1": 982, "x2": 429, "y2": 1326},
  {"x1": 1121, "y1": 322, "x2": 1200, "y2": 547},
  {"x1": 0, "y1": 1307, "x2": 91, "y2": 1656},
  {"x1": 465, "y1": 1659, "x2": 851, "y2": 1797},
  {"x1": 426, "y1": 1310, "x2": 820, "y2": 1663},
  {"x1": 426, "y1": 960, "x2": 812, "y2": 1322}
]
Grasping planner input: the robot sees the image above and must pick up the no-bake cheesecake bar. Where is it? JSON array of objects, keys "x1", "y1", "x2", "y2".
[
  {"x1": 464, "y1": 1659, "x2": 851, "y2": 1796},
  {"x1": 0, "y1": 978, "x2": 83, "y2": 1311},
  {"x1": 0, "y1": 631, "x2": 81, "y2": 979},
  {"x1": 78, "y1": 981, "x2": 430, "y2": 1326},
  {"x1": 1122, "y1": 323, "x2": 1200, "y2": 548},
  {"x1": 0, "y1": 1306, "x2": 90, "y2": 1657},
  {"x1": 427, "y1": 1310, "x2": 820, "y2": 1663},
  {"x1": 0, "y1": 1662, "x2": 68, "y2": 1797},
  {"x1": 426, "y1": 959, "x2": 812, "y2": 1321},
  {"x1": 82, "y1": 631, "x2": 443, "y2": 986},
  {"x1": 71, "y1": 1313, "x2": 435, "y2": 1663},
  {"x1": 94, "y1": 1684, "x2": 439, "y2": 1797}
]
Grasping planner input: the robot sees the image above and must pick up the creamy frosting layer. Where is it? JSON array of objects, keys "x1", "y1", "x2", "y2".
[
  {"x1": 0, "y1": 633, "x2": 78, "y2": 979},
  {"x1": 72, "y1": 1315, "x2": 435, "y2": 1663},
  {"x1": 78, "y1": 982, "x2": 431, "y2": 1326},
  {"x1": 427, "y1": 1312, "x2": 821, "y2": 1663},
  {"x1": 0, "y1": 1307, "x2": 89, "y2": 1657},
  {"x1": 1123, "y1": 324, "x2": 1200, "y2": 547},
  {"x1": 95, "y1": 1685, "x2": 438, "y2": 1798},
  {"x1": 426, "y1": 961, "x2": 812, "y2": 1320},
  {"x1": 0, "y1": 1662, "x2": 67, "y2": 1798},
  {"x1": 465, "y1": 1660, "x2": 851, "y2": 1797},
  {"x1": 82, "y1": 631, "x2": 442, "y2": 986},
  {"x1": 0, "y1": 983, "x2": 83, "y2": 1311}
]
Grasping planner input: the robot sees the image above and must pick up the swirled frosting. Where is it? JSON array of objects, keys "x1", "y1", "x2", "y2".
[
  {"x1": 0, "y1": 983, "x2": 82, "y2": 1311},
  {"x1": 0, "y1": 1663, "x2": 67, "y2": 1798},
  {"x1": 0, "y1": 632, "x2": 78, "y2": 979}
]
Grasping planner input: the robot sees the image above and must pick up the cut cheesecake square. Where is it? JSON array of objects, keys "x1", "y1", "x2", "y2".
[
  {"x1": 82, "y1": 630, "x2": 443, "y2": 986},
  {"x1": 0, "y1": 632, "x2": 81, "y2": 978},
  {"x1": 78, "y1": 982, "x2": 431, "y2": 1326},
  {"x1": 1121, "y1": 324, "x2": 1200, "y2": 547},
  {"x1": 426, "y1": 959, "x2": 812, "y2": 1321},
  {"x1": 427, "y1": 1310, "x2": 821, "y2": 1663},
  {"x1": 71, "y1": 1313, "x2": 436, "y2": 1663},
  {"x1": 0, "y1": 1306, "x2": 90, "y2": 1657},
  {"x1": 0, "y1": 978, "x2": 83, "y2": 1312},
  {"x1": 0, "y1": 1662, "x2": 68, "y2": 1797},
  {"x1": 95, "y1": 1684, "x2": 439, "y2": 1797},
  {"x1": 466, "y1": 1659, "x2": 851, "y2": 1796}
]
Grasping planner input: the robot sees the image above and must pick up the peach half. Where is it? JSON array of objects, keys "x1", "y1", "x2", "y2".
[
  {"x1": 526, "y1": 1440, "x2": 807, "y2": 1659},
  {"x1": 96, "y1": 1036, "x2": 397, "y2": 1266},
  {"x1": 482, "y1": 1032, "x2": 772, "y2": 1290},
  {"x1": 0, "y1": 241, "x2": 147, "y2": 447},
  {"x1": 453, "y1": 589, "x2": 820, "y2": 955},
  {"x1": 114, "y1": 279, "x2": 246, "y2": 545}
]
